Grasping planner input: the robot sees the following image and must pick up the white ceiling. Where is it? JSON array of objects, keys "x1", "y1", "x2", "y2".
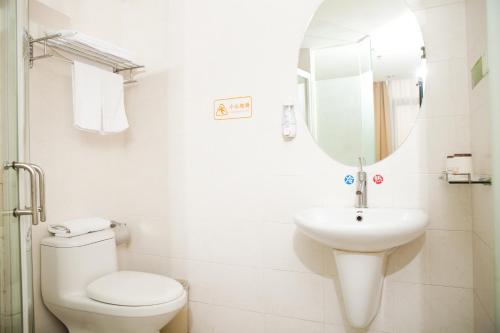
[{"x1": 302, "y1": 0, "x2": 425, "y2": 81}]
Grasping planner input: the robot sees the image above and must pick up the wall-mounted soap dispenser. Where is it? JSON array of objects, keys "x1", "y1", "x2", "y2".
[{"x1": 282, "y1": 104, "x2": 297, "y2": 140}]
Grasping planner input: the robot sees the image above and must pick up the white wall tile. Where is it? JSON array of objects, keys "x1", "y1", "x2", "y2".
[
  {"x1": 210, "y1": 306, "x2": 266, "y2": 333},
  {"x1": 426, "y1": 285, "x2": 473, "y2": 332},
  {"x1": 391, "y1": 282, "x2": 473, "y2": 333},
  {"x1": 418, "y1": 116, "x2": 471, "y2": 174},
  {"x1": 390, "y1": 282, "x2": 430, "y2": 333},
  {"x1": 263, "y1": 269, "x2": 324, "y2": 322},
  {"x1": 465, "y1": 0, "x2": 487, "y2": 68},
  {"x1": 387, "y1": 234, "x2": 429, "y2": 284},
  {"x1": 474, "y1": 294, "x2": 495, "y2": 333},
  {"x1": 260, "y1": 174, "x2": 334, "y2": 224},
  {"x1": 324, "y1": 323, "x2": 390, "y2": 333},
  {"x1": 472, "y1": 185, "x2": 493, "y2": 246},
  {"x1": 211, "y1": 219, "x2": 263, "y2": 267},
  {"x1": 264, "y1": 315, "x2": 323, "y2": 333},
  {"x1": 421, "y1": 58, "x2": 470, "y2": 118},
  {"x1": 126, "y1": 218, "x2": 171, "y2": 256},
  {"x1": 405, "y1": 0, "x2": 464, "y2": 11},
  {"x1": 364, "y1": 172, "x2": 394, "y2": 208},
  {"x1": 127, "y1": 253, "x2": 166, "y2": 275},
  {"x1": 427, "y1": 230, "x2": 473, "y2": 288},
  {"x1": 424, "y1": 175, "x2": 472, "y2": 231},
  {"x1": 166, "y1": 220, "x2": 214, "y2": 262},
  {"x1": 189, "y1": 302, "x2": 214, "y2": 333},
  {"x1": 163, "y1": 259, "x2": 215, "y2": 303},
  {"x1": 211, "y1": 264, "x2": 265, "y2": 312},
  {"x1": 262, "y1": 222, "x2": 325, "y2": 274},
  {"x1": 470, "y1": 75, "x2": 490, "y2": 111},
  {"x1": 415, "y1": 3, "x2": 467, "y2": 62},
  {"x1": 470, "y1": 80, "x2": 492, "y2": 175},
  {"x1": 473, "y1": 234, "x2": 495, "y2": 321},
  {"x1": 391, "y1": 173, "x2": 427, "y2": 208}
]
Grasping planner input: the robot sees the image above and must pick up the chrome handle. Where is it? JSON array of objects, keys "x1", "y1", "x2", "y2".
[
  {"x1": 6, "y1": 162, "x2": 39, "y2": 225},
  {"x1": 30, "y1": 164, "x2": 46, "y2": 222}
]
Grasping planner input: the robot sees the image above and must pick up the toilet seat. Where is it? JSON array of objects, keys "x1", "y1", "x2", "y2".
[
  {"x1": 87, "y1": 271, "x2": 184, "y2": 306},
  {"x1": 46, "y1": 290, "x2": 187, "y2": 318}
]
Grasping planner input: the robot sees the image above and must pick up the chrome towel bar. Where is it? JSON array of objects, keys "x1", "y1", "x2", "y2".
[{"x1": 28, "y1": 33, "x2": 145, "y2": 84}]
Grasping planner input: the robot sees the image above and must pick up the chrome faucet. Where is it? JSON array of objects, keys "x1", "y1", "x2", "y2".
[{"x1": 355, "y1": 157, "x2": 367, "y2": 208}]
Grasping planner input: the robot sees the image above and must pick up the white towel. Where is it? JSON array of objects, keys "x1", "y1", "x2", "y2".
[
  {"x1": 48, "y1": 217, "x2": 111, "y2": 238},
  {"x1": 101, "y1": 69, "x2": 129, "y2": 133},
  {"x1": 72, "y1": 61, "x2": 129, "y2": 134},
  {"x1": 72, "y1": 61, "x2": 103, "y2": 133}
]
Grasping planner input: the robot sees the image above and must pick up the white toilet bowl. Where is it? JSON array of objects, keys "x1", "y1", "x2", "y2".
[{"x1": 41, "y1": 229, "x2": 186, "y2": 333}]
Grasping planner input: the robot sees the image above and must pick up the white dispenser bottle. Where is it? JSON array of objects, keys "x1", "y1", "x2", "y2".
[{"x1": 282, "y1": 104, "x2": 297, "y2": 140}]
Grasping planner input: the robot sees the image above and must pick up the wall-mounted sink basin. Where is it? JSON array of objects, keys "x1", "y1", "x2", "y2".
[
  {"x1": 294, "y1": 207, "x2": 428, "y2": 329},
  {"x1": 294, "y1": 207, "x2": 428, "y2": 252}
]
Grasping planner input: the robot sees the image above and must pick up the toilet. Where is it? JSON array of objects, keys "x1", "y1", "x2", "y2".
[{"x1": 41, "y1": 229, "x2": 186, "y2": 333}]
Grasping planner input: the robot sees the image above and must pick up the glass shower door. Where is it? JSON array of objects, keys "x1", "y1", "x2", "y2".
[
  {"x1": 0, "y1": 0, "x2": 29, "y2": 332},
  {"x1": 487, "y1": 0, "x2": 500, "y2": 330}
]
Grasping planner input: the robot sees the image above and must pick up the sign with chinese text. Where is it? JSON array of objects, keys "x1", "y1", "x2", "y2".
[{"x1": 214, "y1": 96, "x2": 252, "y2": 120}]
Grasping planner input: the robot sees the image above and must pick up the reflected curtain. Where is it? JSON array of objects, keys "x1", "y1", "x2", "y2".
[
  {"x1": 373, "y1": 81, "x2": 392, "y2": 160},
  {"x1": 387, "y1": 79, "x2": 421, "y2": 148}
]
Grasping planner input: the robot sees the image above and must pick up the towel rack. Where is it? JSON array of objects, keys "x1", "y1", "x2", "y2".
[{"x1": 29, "y1": 33, "x2": 145, "y2": 83}]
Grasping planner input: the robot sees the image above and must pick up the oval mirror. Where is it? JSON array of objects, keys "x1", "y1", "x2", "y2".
[{"x1": 297, "y1": 0, "x2": 426, "y2": 166}]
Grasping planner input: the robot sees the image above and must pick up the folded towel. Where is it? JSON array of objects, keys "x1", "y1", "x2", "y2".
[
  {"x1": 72, "y1": 61, "x2": 129, "y2": 134},
  {"x1": 56, "y1": 30, "x2": 134, "y2": 62},
  {"x1": 48, "y1": 217, "x2": 111, "y2": 238}
]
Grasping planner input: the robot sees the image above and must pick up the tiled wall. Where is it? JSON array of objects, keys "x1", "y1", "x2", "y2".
[
  {"x1": 28, "y1": 0, "x2": 478, "y2": 332},
  {"x1": 465, "y1": 0, "x2": 496, "y2": 331},
  {"x1": 152, "y1": 1, "x2": 474, "y2": 332}
]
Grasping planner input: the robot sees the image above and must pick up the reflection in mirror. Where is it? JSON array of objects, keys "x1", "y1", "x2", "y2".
[{"x1": 297, "y1": 0, "x2": 426, "y2": 166}]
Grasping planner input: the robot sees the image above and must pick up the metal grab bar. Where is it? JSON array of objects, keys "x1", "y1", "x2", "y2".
[
  {"x1": 5, "y1": 162, "x2": 39, "y2": 225},
  {"x1": 30, "y1": 164, "x2": 46, "y2": 222}
]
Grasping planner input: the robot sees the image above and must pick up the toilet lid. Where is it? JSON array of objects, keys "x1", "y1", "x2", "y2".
[{"x1": 87, "y1": 271, "x2": 184, "y2": 306}]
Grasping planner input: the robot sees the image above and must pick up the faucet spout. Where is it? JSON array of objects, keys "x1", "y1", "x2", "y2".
[{"x1": 355, "y1": 157, "x2": 367, "y2": 208}]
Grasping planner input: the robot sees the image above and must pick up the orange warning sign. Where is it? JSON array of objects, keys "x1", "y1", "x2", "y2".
[{"x1": 214, "y1": 96, "x2": 252, "y2": 120}]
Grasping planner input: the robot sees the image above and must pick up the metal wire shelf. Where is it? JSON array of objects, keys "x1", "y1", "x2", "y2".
[
  {"x1": 439, "y1": 171, "x2": 492, "y2": 185},
  {"x1": 29, "y1": 33, "x2": 144, "y2": 82}
]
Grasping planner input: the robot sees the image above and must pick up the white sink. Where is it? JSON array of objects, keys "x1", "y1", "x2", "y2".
[
  {"x1": 294, "y1": 207, "x2": 428, "y2": 329},
  {"x1": 294, "y1": 207, "x2": 428, "y2": 252}
]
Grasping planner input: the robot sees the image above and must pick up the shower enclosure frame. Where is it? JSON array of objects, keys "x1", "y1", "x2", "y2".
[
  {"x1": 1, "y1": 0, "x2": 33, "y2": 332},
  {"x1": 487, "y1": 0, "x2": 500, "y2": 330}
]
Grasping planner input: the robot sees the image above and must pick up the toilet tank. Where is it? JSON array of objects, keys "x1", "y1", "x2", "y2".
[{"x1": 41, "y1": 229, "x2": 118, "y2": 304}]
